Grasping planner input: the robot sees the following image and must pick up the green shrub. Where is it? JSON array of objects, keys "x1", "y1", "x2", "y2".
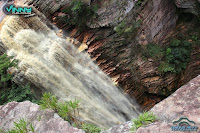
[
  {"x1": 0, "y1": 83, "x2": 38, "y2": 105},
  {"x1": 0, "y1": 54, "x2": 17, "y2": 83},
  {"x1": 0, "y1": 54, "x2": 38, "y2": 105},
  {"x1": 39, "y1": 92, "x2": 80, "y2": 124},
  {"x1": 114, "y1": 20, "x2": 142, "y2": 38},
  {"x1": 158, "y1": 62, "x2": 175, "y2": 73},
  {"x1": 63, "y1": 0, "x2": 98, "y2": 31},
  {"x1": 81, "y1": 123, "x2": 101, "y2": 133},
  {"x1": 39, "y1": 92, "x2": 58, "y2": 110},
  {"x1": 159, "y1": 39, "x2": 191, "y2": 74},
  {"x1": 143, "y1": 43, "x2": 164, "y2": 59},
  {"x1": 131, "y1": 112, "x2": 158, "y2": 131},
  {"x1": 39, "y1": 92, "x2": 101, "y2": 132},
  {"x1": 191, "y1": 34, "x2": 200, "y2": 45},
  {"x1": 1, "y1": 118, "x2": 35, "y2": 133},
  {"x1": 136, "y1": 0, "x2": 144, "y2": 7}
]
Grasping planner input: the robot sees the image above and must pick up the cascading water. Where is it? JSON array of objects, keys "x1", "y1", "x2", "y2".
[{"x1": 0, "y1": 15, "x2": 141, "y2": 128}]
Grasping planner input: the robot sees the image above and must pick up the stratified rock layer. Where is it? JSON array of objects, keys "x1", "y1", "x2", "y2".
[
  {"x1": 0, "y1": 101, "x2": 84, "y2": 133},
  {"x1": 104, "y1": 75, "x2": 200, "y2": 133}
]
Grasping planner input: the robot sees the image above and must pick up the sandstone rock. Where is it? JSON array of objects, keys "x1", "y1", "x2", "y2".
[
  {"x1": 104, "y1": 75, "x2": 200, "y2": 133},
  {"x1": 88, "y1": 0, "x2": 136, "y2": 28},
  {"x1": 137, "y1": 0, "x2": 178, "y2": 43},
  {"x1": 0, "y1": 101, "x2": 84, "y2": 133}
]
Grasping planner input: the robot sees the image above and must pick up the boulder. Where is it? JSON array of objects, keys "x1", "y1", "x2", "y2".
[
  {"x1": 0, "y1": 101, "x2": 84, "y2": 133},
  {"x1": 104, "y1": 75, "x2": 200, "y2": 133}
]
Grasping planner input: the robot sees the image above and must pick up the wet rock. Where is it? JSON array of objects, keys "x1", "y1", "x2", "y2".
[
  {"x1": 102, "y1": 121, "x2": 133, "y2": 133},
  {"x1": 0, "y1": 101, "x2": 84, "y2": 133}
]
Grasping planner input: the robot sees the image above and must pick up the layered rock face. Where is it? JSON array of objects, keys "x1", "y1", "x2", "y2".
[
  {"x1": 104, "y1": 75, "x2": 200, "y2": 133},
  {"x1": 0, "y1": 101, "x2": 84, "y2": 133}
]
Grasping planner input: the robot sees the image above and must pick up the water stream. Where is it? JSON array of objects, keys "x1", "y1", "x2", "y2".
[{"x1": 0, "y1": 14, "x2": 140, "y2": 128}]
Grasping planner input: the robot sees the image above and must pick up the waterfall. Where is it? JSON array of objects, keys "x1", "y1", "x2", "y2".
[{"x1": 0, "y1": 15, "x2": 140, "y2": 128}]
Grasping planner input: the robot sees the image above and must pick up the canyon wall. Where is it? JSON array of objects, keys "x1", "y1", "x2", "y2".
[{"x1": 3, "y1": 0, "x2": 200, "y2": 110}]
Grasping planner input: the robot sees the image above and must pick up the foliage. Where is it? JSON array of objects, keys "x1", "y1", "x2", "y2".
[
  {"x1": 0, "y1": 54, "x2": 17, "y2": 83},
  {"x1": 81, "y1": 123, "x2": 101, "y2": 133},
  {"x1": 143, "y1": 43, "x2": 164, "y2": 59},
  {"x1": 191, "y1": 34, "x2": 200, "y2": 45},
  {"x1": 39, "y1": 92, "x2": 58, "y2": 110},
  {"x1": 63, "y1": 0, "x2": 98, "y2": 31},
  {"x1": 159, "y1": 39, "x2": 191, "y2": 74},
  {"x1": 0, "y1": 54, "x2": 38, "y2": 105},
  {"x1": 39, "y1": 92, "x2": 80, "y2": 124},
  {"x1": 1, "y1": 118, "x2": 35, "y2": 133},
  {"x1": 39, "y1": 92, "x2": 101, "y2": 133},
  {"x1": 0, "y1": 83, "x2": 38, "y2": 105},
  {"x1": 136, "y1": 0, "x2": 144, "y2": 7},
  {"x1": 158, "y1": 62, "x2": 175, "y2": 73},
  {"x1": 131, "y1": 112, "x2": 158, "y2": 131},
  {"x1": 114, "y1": 20, "x2": 142, "y2": 39}
]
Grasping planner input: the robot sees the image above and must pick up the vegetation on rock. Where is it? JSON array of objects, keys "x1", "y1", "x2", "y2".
[
  {"x1": 0, "y1": 118, "x2": 35, "y2": 133},
  {"x1": 62, "y1": 0, "x2": 98, "y2": 31},
  {"x1": 81, "y1": 123, "x2": 101, "y2": 133},
  {"x1": 114, "y1": 19, "x2": 142, "y2": 39},
  {"x1": 131, "y1": 112, "x2": 158, "y2": 132},
  {"x1": 143, "y1": 43, "x2": 164, "y2": 60},
  {"x1": 39, "y1": 92, "x2": 101, "y2": 133},
  {"x1": 158, "y1": 38, "x2": 191, "y2": 74},
  {"x1": 0, "y1": 54, "x2": 38, "y2": 105}
]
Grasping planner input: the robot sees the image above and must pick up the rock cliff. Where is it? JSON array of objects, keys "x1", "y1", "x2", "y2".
[
  {"x1": 2, "y1": 0, "x2": 200, "y2": 110},
  {"x1": 104, "y1": 75, "x2": 200, "y2": 133},
  {"x1": 43, "y1": 0, "x2": 200, "y2": 110},
  {"x1": 1, "y1": 75, "x2": 199, "y2": 132},
  {"x1": 0, "y1": 101, "x2": 84, "y2": 133}
]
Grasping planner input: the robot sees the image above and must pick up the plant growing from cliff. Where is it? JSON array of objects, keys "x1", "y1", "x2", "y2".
[
  {"x1": 136, "y1": 0, "x2": 144, "y2": 7},
  {"x1": 131, "y1": 112, "x2": 158, "y2": 131},
  {"x1": 0, "y1": 54, "x2": 38, "y2": 105},
  {"x1": 62, "y1": 0, "x2": 98, "y2": 31},
  {"x1": 0, "y1": 54, "x2": 17, "y2": 83},
  {"x1": 1, "y1": 118, "x2": 35, "y2": 133},
  {"x1": 114, "y1": 20, "x2": 142, "y2": 39},
  {"x1": 158, "y1": 39, "x2": 191, "y2": 74},
  {"x1": 81, "y1": 123, "x2": 101, "y2": 133},
  {"x1": 39, "y1": 92, "x2": 81, "y2": 125},
  {"x1": 39, "y1": 92, "x2": 101, "y2": 133},
  {"x1": 39, "y1": 92, "x2": 58, "y2": 110},
  {"x1": 143, "y1": 43, "x2": 164, "y2": 60}
]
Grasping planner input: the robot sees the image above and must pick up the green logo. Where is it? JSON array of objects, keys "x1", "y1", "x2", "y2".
[{"x1": 171, "y1": 117, "x2": 198, "y2": 131}]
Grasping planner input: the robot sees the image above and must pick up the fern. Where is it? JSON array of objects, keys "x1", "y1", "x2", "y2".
[{"x1": 131, "y1": 112, "x2": 158, "y2": 131}]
